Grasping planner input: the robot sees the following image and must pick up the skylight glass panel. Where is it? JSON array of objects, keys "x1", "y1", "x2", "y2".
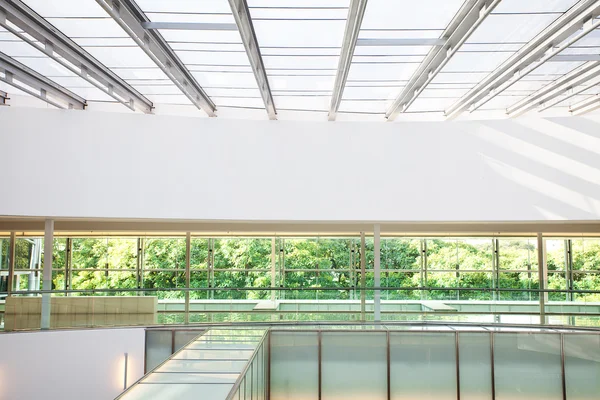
[
  {"x1": 491, "y1": 0, "x2": 579, "y2": 13},
  {"x1": 361, "y1": 0, "x2": 464, "y2": 30},
  {"x1": 409, "y1": 97, "x2": 454, "y2": 113},
  {"x1": 21, "y1": 0, "x2": 107, "y2": 17},
  {"x1": 443, "y1": 51, "x2": 512, "y2": 73},
  {"x1": 341, "y1": 0, "x2": 466, "y2": 116},
  {"x1": 135, "y1": 0, "x2": 263, "y2": 110},
  {"x1": 339, "y1": 99, "x2": 390, "y2": 113},
  {"x1": 466, "y1": 14, "x2": 562, "y2": 44},
  {"x1": 248, "y1": 0, "x2": 350, "y2": 114}
]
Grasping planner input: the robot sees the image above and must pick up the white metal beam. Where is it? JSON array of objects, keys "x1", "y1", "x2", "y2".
[
  {"x1": 570, "y1": 92, "x2": 600, "y2": 115},
  {"x1": 507, "y1": 61, "x2": 600, "y2": 117},
  {"x1": 0, "y1": 51, "x2": 86, "y2": 109},
  {"x1": 328, "y1": 0, "x2": 368, "y2": 121},
  {"x1": 386, "y1": 0, "x2": 501, "y2": 121},
  {"x1": 539, "y1": 70, "x2": 600, "y2": 112},
  {"x1": 228, "y1": 0, "x2": 276, "y2": 120},
  {"x1": 0, "y1": 0, "x2": 152, "y2": 113},
  {"x1": 97, "y1": 0, "x2": 216, "y2": 117},
  {"x1": 445, "y1": 0, "x2": 600, "y2": 119},
  {"x1": 141, "y1": 21, "x2": 238, "y2": 31}
]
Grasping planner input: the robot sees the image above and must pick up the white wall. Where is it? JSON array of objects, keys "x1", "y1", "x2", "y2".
[
  {"x1": 0, "y1": 328, "x2": 145, "y2": 400},
  {"x1": 2, "y1": 107, "x2": 600, "y2": 221}
]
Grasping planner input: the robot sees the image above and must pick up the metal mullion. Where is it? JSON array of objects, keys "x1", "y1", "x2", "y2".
[
  {"x1": 565, "y1": 240, "x2": 574, "y2": 301},
  {"x1": 455, "y1": 331, "x2": 461, "y2": 400},
  {"x1": 65, "y1": 237, "x2": 71, "y2": 293}
]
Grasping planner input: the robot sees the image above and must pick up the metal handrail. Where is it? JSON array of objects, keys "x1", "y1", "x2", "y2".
[{"x1": 224, "y1": 330, "x2": 269, "y2": 400}]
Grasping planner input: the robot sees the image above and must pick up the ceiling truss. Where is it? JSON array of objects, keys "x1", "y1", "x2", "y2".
[
  {"x1": 96, "y1": 0, "x2": 217, "y2": 117},
  {"x1": 445, "y1": 0, "x2": 600, "y2": 119},
  {"x1": 386, "y1": 0, "x2": 501, "y2": 121},
  {"x1": 228, "y1": 0, "x2": 276, "y2": 120},
  {"x1": 0, "y1": 0, "x2": 152, "y2": 113},
  {"x1": 328, "y1": 0, "x2": 368, "y2": 121},
  {"x1": 0, "y1": 51, "x2": 86, "y2": 109}
]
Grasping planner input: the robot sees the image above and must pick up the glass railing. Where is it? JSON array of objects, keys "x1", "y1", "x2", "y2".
[
  {"x1": 133, "y1": 325, "x2": 600, "y2": 400},
  {"x1": 118, "y1": 329, "x2": 267, "y2": 400},
  {"x1": 2, "y1": 287, "x2": 600, "y2": 331}
]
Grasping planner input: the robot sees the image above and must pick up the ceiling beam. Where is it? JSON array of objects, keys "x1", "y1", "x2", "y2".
[
  {"x1": 0, "y1": 0, "x2": 152, "y2": 113},
  {"x1": 570, "y1": 93, "x2": 600, "y2": 115},
  {"x1": 445, "y1": 0, "x2": 600, "y2": 119},
  {"x1": 228, "y1": 0, "x2": 276, "y2": 120},
  {"x1": 386, "y1": 0, "x2": 501, "y2": 121},
  {"x1": 0, "y1": 51, "x2": 86, "y2": 109},
  {"x1": 507, "y1": 61, "x2": 600, "y2": 117},
  {"x1": 328, "y1": 0, "x2": 368, "y2": 121},
  {"x1": 97, "y1": 0, "x2": 216, "y2": 117}
]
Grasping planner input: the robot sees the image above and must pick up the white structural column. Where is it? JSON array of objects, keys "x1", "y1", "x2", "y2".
[
  {"x1": 537, "y1": 233, "x2": 547, "y2": 325},
  {"x1": 360, "y1": 232, "x2": 366, "y2": 321},
  {"x1": 6, "y1": 231, "x2": 15, "y2": 296},
  {"x1": 271, "y1": 238, "x2": 276, "y2": 302},
  {"x1": 40, "y1": 219, "x2": 54, "y2": 329},
  {"x1": 184, "y1": 232, "x2": 191, "y2": 325},
  {"x1": 374, "y1": 224, "x2": 381, "y2": 322}
]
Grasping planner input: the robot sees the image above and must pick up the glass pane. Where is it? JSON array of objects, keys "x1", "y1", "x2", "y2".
[
  {"x1": 174, "y1": 331, "x2": 203, "y2": 352},
  {"x1": 390, "y1": 332, "x2": 457, "y2": 400},
  {"x1": 321, "y1": 331, "x2": 387, "y2": 400},
  {"x1": 459, "y1": 333, "x2": 493, "y2": 400},
  {"x1": 494, "y1": 333, "x2": 562, "y2": 400},
  {"x1": 270, "y1": 331, "x2": 319, "y2": 400},
  {"x1": 146, "y1": 330, "x2": 173, "y2": 372},
  {"x1": 564, "y1": 334, "x2": 600, "y2": 400}
]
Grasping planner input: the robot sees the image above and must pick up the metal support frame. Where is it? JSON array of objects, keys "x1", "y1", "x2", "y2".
[
  {"x1": 41, "y1": 219, "x2": 53, "y2": 330},
  {"x1": 328, "y1": 0, "x2": 368, "y2": 121},
  {"x1": 445, "y1": 0, "x2": 600, "y2": 119},
  {"x1": 0, "y1": 0, "x2": 153, "y2": 113},
  {"x1": 570, "y1": 93, "x2": 600, "y2": 115},
  {"x1": 537, "y1": 233, "x2": 547, "y2": 325},
  {"x1": 360, "y1": 232, "x2": 366, "y2": 321},
  {"x1": 185, "y1": 232, "x2": 191, "y2": 324},
  {"x1": 96, "y1": 0, "x2": 216, "y2": 116},
  {"x1": 374, "y1": 224, "x2": 381, "y2": 322},
  {"x1": 6, "y1": 231, "x2": 15, "y2": 296},
  {"x1": 0, "y1": 51, "x2": 86, "y2": 109},
  {"x1": 227, "y1": 0, "x2": 276, "y2": 120},
  {"x1": 208, "y1": 238, "x2": 214, "y2": 300},
  {"x1": 386, "y1": 0, "x2": 501, "y2": 121},
  {"x1": 507, "y1": 61, "x2": 600, "y2": 117},
  {"x1": 0, "y1": 88, "x2": 7, "y2": 104}
]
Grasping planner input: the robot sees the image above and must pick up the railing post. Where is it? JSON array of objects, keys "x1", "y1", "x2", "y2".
[{"x1": 41, "y1": 219, "x2": 54, "y2": 330}]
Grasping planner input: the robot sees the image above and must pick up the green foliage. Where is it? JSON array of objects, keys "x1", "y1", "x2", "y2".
[{"x1": 2, "y1": 236, "x2": 593, "y2": 302}]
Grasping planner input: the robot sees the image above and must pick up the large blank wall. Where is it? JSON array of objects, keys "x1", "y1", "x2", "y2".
[
  {"x1": 0, "y1": 328, "x2": 145, "y2": 400},
  {"x1": 2, "y1": 107, "x2": 600, "y2": 221}
]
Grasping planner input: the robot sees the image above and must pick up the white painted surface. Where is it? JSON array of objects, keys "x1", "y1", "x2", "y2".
[
  {"x1": 1, "y1": 107, "x2": 600, "y2": 221},
  {"x1": 0, "y1": 328, "x2": 145, "y2": 400}
]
